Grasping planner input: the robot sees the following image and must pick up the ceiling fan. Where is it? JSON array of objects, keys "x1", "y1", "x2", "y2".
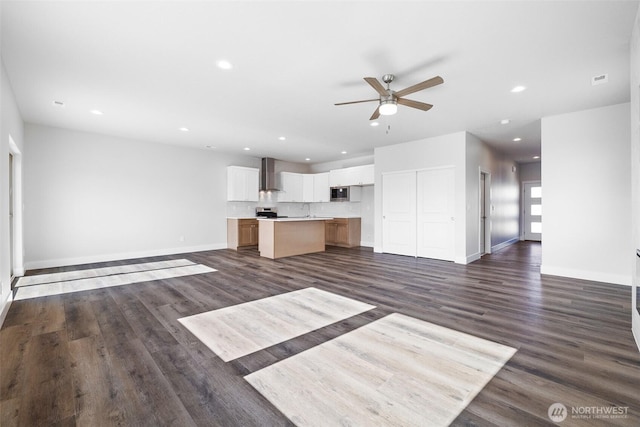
[{"x1": 335, "y1": 74, "x2": 444, "y2": 120}]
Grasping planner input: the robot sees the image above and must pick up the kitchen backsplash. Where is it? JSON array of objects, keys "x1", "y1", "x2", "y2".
[{"x1": 226, "y1": 200, "x2": 362, "y2": 218}]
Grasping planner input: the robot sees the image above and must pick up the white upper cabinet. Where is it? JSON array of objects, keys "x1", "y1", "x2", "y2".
[
  {"x1": 329, "y1": 168, "x2": 350, "y2": 187},
  {"x1": 302, "y1": 174, "x2": 315, "y2": 202},
  {"x1": 329, "y1": 164, "x2": 374, "y2": 187},
  {"x1": 277, "y1": 172, "x2": 304, "y2": 202},
  {"x1": 358, "y1": 164, "x2": 375, "y2": 185},
  {"x1": 227, "y1": 166, "x2": 259, "y2": 201},
  {"x1": 278, "y1": 172, "x2": 330, "y2": 203},
  {"x1": 313, "y1": 172, "x2": 330, "y2": 202}
]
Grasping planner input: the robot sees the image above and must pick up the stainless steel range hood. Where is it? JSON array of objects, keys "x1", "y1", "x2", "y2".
[{"x1": 260, "y1": 157, "x2": 279, "y2": 191}]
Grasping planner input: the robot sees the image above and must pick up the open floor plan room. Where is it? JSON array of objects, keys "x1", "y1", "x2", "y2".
[{"x1": 1, "y1": 242, "x2": 638, "y2": 426}]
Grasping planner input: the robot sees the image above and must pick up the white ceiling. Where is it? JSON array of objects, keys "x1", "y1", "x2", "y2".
[{"x1": 2, "y1": 1, "x2": 638, "y2": 164}]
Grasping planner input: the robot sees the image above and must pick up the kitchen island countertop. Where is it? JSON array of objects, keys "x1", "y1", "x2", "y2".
[{"x1": 257, "y1": 217, "x2": 334, "y2": 222}]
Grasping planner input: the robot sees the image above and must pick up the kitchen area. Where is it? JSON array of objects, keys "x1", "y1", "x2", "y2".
[{"x1": 226, "y1": 158, "x2": 373, "y2": 259}]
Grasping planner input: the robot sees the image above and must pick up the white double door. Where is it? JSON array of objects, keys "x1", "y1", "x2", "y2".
[{"x1": 382, "y1": 167, "x2": 455, "y2": 261}]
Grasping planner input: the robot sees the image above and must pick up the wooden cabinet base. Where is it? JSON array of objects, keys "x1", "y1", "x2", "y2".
[
  {"x1": 227, "y1": 219, "x2": 259, "y2": 250},
  {"x1": 259, "y1": 220, "x2": 327, "y2": 259},
  {"x1": 325, "y1": 217, "x2": 361, "y2": 248}
]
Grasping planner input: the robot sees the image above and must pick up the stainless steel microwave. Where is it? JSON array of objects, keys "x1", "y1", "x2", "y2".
[{"x1": 330, "y1": 186, "x2": 349, "y2": 202}]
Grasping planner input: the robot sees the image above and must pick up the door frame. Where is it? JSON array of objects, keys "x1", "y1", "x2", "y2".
[
  {"x1": 522, "y1": 180, "x2": 542, "y2": 241},
  {"x1": 8, "y1": 136, "x2": 24, "y2": 280},
  {"x1": 479, "y1": 168, "x2": 492, "y2": 255}
]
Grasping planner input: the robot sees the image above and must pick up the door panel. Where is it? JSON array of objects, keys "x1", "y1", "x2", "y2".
[
  {"x1": 382, "y1": 172, "x2": 416, "y2": 256},
  {"x1": 417, "y1": 167, "x2": 455, "y2": 261},
  {"x1": 523, "y1": 181, "x2": 542, "y2": 241}
]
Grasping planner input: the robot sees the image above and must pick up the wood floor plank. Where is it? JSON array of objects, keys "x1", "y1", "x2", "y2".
[
  {"x1": 0, "y1": 325, "x2": 31, "y2": 401},
  {"x1": 17, "y1": 330, "x2": 74, "y2": 426},
  {"x1": 0, "y1": 397, "x2": 20, "y2": 426},
  {"x1": 63, "y1": 293, "x2": 101, "y2": 341},
  {"x1": 69, "y1": 334, "x2": 129, "y2": 425},
  {"x1": 1, "y1": 242, "x2": 639, "y2": 426}
]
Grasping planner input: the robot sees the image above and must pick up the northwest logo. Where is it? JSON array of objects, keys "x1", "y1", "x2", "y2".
[{"x1": 548, "y1": 403, "x2": 568, "y2": 423}]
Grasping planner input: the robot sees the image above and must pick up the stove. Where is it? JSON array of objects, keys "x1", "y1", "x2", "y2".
[{"x1": 256, "y1": 207, "x2": 287, "y2": 218}]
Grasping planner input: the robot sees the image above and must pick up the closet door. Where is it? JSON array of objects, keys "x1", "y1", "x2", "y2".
[
  {"x1": 382, "y1": 172, "x2": 417, "y2": 256},
  {"x1": 417, "y1": 167, "x2": 455, "y2": 261}
]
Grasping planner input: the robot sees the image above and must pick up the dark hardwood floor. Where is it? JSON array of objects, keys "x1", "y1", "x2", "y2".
[{"x1": 1, "y1": 242, "x2": 639, "y2": 426}]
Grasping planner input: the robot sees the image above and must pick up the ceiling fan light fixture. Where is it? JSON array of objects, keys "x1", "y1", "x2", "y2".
[{"x1": 379, "y1": 99, "x2": 398, "y2": 116}]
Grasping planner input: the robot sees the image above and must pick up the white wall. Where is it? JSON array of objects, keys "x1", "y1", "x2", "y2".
[
  {"x1": 629, "y1": 5, "x2": 640, "y2": 351},
  {"x1": 23, "y1": 124, "x2": 257, "y2": 269},
  {"x1": 309, "y1": 154, "x2": 374, "y2": 173},
  {"x1": 1, "y1": 58, "x2": 25, "y2": 324},
  {"x1": 541, "y1": 102, "x2": 632, "y2": 285},
  {"x1": 374, "y1": 131, "x2": 468, "y2": 262},
  {"x1": 519, "y1": 161, "x2": 541, "y2": 182}
]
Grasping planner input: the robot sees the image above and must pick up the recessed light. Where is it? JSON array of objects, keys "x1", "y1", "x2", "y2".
[
  {"x1": 278, "y1": 136, "x2": 286, "y2": 141},
  {"x1": 511, "y1": 85, "x2": 526, "y2": 93},
  {"x1": 305, "y1": 158, "x2": 311, "y2": 161},
  {"x1": 370, "y1": 122, "x2": 379, "y2": 127},
  {"x1": 205, "y1": 145, "x2": 215, "y2": 149},
  {"x1": 179, "y1": 127, "x2": 189, "y2": 132},
  {"x1": 243, "y1": 147, "x2": 250, "y2": 151},
  {"x1": 341, "y1": 151, "x2": 347, "y2": 154},
  {"x1": 533, "y1": 156, "x2": 540, "y2": 159},
  {"x1": 513, "y1": 137, "x2": 521, "y2": 142},
  {"x1": 500, "y1": 119, "x2": 510, "y2": 125},
  {"x1": 90, "y1": 109, "x2": 103, "y2": 115},
  {"x1": 216, "y1": 60, "x2": 233, "y2": 70},
  {"x1": 53, "y1": 100, "x2": 65, "y2": 108}
]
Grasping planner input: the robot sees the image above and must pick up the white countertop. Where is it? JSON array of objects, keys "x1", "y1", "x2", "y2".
[
  {"x1": 227, "y1": 217, "x2": 259, "y2": 220},
  {"x1": 256, "y1": 217, "x2": 334, "y2": 222}
]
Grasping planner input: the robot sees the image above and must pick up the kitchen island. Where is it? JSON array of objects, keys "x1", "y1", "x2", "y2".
[{"x1": 257, "y1": 217, "x2": 333, "y2": 259}]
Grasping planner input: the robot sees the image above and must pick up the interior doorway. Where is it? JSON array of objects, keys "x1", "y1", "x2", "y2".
[
  {"x1": 8, "y1": 135, "x2": 24, "y2": 283},
  {"x1": 523, "y1": 181, "x2": 542, "y2": 241},
  {"x1": 9, "y1": 153, "x2": 14, "y2": 280},
  {"x1": 480, "y1": 171, "x2": 491, "y2": 255}
]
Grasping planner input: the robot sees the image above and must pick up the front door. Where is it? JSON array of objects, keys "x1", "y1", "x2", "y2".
[{"x1": 523, "y1": 181, "x2": 542, "y2": 241}]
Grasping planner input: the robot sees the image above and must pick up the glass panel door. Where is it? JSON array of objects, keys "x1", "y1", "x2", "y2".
[{"x1": 524, "y1": 181, "x2": 542, "y2": 241}]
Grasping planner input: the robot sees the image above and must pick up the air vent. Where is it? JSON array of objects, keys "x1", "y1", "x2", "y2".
[{"x1": 591, "y1": 74, "x2": 608, "y2": 86}]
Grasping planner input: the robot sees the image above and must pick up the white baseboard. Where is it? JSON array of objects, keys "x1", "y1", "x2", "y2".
[
  {"x1": 0, "y1": 292, "x2": 13, "y2": 329},
  {"x1": 359, "y1": 240, "x2": 374, "y2": 248},
  {"x1": 464, "y1": 252, "x2": 482, "y2": 264},
  {"x1": 491, "y1": 237, "x2": 520, "y2": 253},
  {"x1": 633, "y1": 310, "x2": 640, "y2": 353},
  {"x1": 24, "y1": 243, "x2": 227, "y2": 271},
  {"x1": 540, "y1": 265, "x2": 632, "y2": 286}
]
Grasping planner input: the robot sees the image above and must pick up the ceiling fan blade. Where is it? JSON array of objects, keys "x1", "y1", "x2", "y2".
[
  {"x1": 397, "y1": 98, "x2": 433, "y2": 111},
  {"x1": 394, "y1": 76, "x2": 444, "y2": 98},
  {"x1": 370, "y1": 107, "x2": 380, "y2": 120},
  {"x1": 334, "y1": 98, "x2": 379, "y2": 106},
  {"x1": 364, "y1": 77, "x2": 388, "y2": 97}
]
